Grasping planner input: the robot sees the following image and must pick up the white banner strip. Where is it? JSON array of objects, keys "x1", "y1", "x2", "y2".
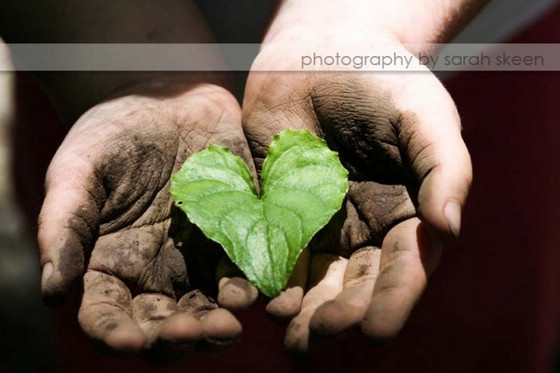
[{"x1": 1, "y1": 43, "x2": 559, "y2": 72}]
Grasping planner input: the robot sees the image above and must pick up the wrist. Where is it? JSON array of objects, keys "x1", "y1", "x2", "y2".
[
  {"x1": 264, "y1": 0, "x2": 489, "y2": 54},
  {"x1": 38, "y1": 72, "x2": 231, "y2": 125}
]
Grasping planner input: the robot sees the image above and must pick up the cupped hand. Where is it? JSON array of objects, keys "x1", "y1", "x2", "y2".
[
  {"x1": 38, "y1": 82, "x2": 259, "y2": 362},
  {"x1": 242, "y1": 38, "x2": 472, "y2": 353}
]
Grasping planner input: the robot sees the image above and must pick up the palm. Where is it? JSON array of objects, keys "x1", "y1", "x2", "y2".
[
  {"x1": 243, "y1": 68, "x2": 466, "y2": 351},
  {"x1": 39, "y1": 84, "x2": 255, "y2": 359},
  {"x1": 86, "y1": 100, "x2": 190, "y2": 298},
  {"x1": 306, "y1": 76, "x2": 418, "y2": 255}
]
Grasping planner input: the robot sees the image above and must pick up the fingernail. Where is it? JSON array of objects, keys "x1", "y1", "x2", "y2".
[
  {"x1": 41, "y1": 262, "x2": 54, "y2": 289},
  {"x1": 443, "y1": 201, "x2": 462, "y2": 238}
]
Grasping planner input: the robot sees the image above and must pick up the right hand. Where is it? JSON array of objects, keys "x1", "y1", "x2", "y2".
[
  {"x1": 242, "y1": 28, "x2": 473, "y2": 353},
  {"x1": 38, "y1": 82, "x2": 258, "y2": 362}
]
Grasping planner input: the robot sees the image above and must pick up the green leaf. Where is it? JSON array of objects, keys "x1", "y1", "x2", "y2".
[{"x1": 170, "y1": 129, "x2": 348, "y2": 297}]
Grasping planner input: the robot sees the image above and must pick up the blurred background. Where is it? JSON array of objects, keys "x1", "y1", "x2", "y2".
[
  {"x1": 0, "y1": 45, "x2": 56, "y2": 371},
  {"x1": 0, "y1": 1, "x2": 559, "y2": 372}
]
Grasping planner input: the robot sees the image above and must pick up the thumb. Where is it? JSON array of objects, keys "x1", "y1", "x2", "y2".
[
  {"x1": 242, "y1": 73, "x2": 319, "y2": 175},
  {"x1": 38, "y1": 152, "x2": 100, "y2": 306},
  {"x1": 396, "y1": 75, "x2": 472, "y2": 239}
]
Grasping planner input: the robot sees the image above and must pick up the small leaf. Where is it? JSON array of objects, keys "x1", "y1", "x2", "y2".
[{"x1": 170, "y1": 129, "x2": 348, "y2": 297}]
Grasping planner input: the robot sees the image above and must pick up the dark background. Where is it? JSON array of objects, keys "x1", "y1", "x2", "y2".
[{"x1": 2, "y1": 2, "x2": 560, "y2": 372}]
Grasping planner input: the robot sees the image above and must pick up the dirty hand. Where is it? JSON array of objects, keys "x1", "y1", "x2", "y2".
[
  {"x1": 38, "y1": 82, "x2": 259, "y2": 361},
  {"x1": 242, "y1": 2, "x2": 474, "y2": 352}
]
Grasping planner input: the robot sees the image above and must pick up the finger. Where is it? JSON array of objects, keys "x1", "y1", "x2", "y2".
[
  {"x1": 132, "y1": 294, "x2": 201, "y2": 364},
  {"x1": 38, "y1": 153, "x2": 101, "y2": 306},
  {"x1": 132, "y1": 294, "x2": 201, "y2": 345},
  {"x1": 178, "y1": 290, "x2": 241, "y2": 353},
  {"x1": 361, "y1": 218, "x2": 442, "y2": 342},
  {"x1": 266, "y1": 247, "x2": 310, "y2": 321},
  {"x1": 198, "y1": 309, "x2": 243, "y2": 353},
  {"x1": 216, "y1": 256, "x2": 258, "y2": 312},
  {"x1": 189, "y1": 84, "x2": 258, "y2": 181},
  {"x1": 177, "y1": 289, "x2": 219, "y2": 319},
  {"x1": 309, "y1": 247, "x2": 381, "y2": 336},
  {"x1": 284, "y1": 253, "x2": 347, "y2": 354},
  {"x1": 242, "y1": 73, "x2": 318, "y2": 173},
  {"x1": 217, "y1": 277, "x2": 258, "y2": 312},
  {"x1": 78, "y1": 270, "x2": 145, "y2": 353},
  {"x1": 143, "y1": 312, "x2": 202, "y2": 365},
  {"x1": 395, "y1": 76, "x2": 472, "y2": 239}
]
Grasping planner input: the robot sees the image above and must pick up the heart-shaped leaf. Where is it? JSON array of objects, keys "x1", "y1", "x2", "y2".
[{"x1": 170, "y1": 129, "x2": 348, "y2": 297}]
